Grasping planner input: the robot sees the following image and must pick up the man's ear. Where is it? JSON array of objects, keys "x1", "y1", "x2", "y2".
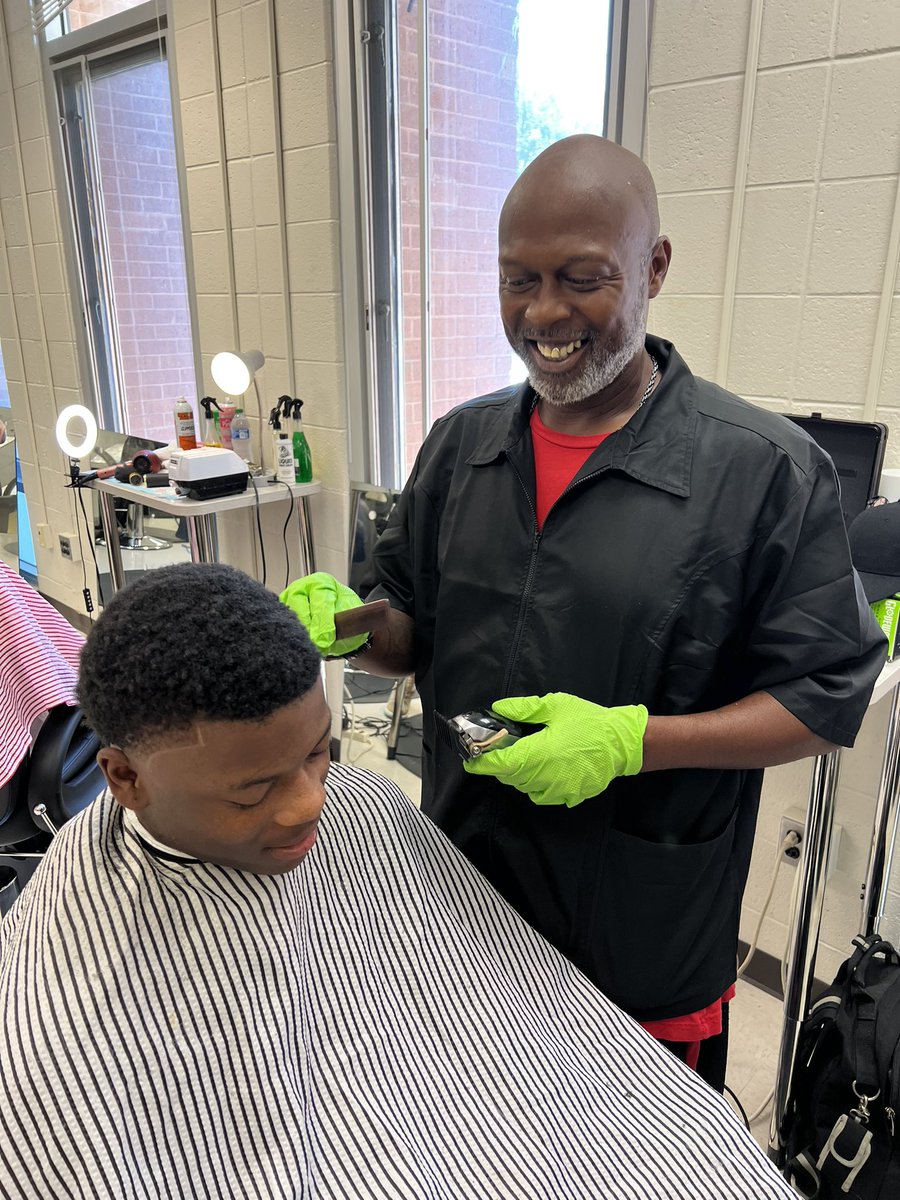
[
  {"x1": 96, "y1": 746, "x2": 146, "y2": 812},
  {"x1": 647, "y1": 235, "x2": 672, "y2": 300}
]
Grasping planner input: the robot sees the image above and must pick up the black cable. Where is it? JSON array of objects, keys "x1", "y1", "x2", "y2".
[
  {"x1": 273, "y1": 480, "x2": 296, "y2": 591},
  {"x1": 248, "y1": 475, "x2": 266, "y2": 586},
  {"x1": 75, "y1": 485, "x2": 101, "y2": 619},
  {"x1": 723, "y1": 1084, "x2": 751, "y2": 1132}
]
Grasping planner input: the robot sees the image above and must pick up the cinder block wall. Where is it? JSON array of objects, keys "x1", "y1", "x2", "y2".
[
  {"x1": 0, "y1": 0, "x2": 350, "y2": 615},
  {"x1": 645, "y1": 0, "x2": 900, "y2": 979},
  {"x1": 173, "y1": 0, "x2": 349, "y2": 586},
  {"x1": 0, "y1": 0, "x2": 89, "y2": 613}
]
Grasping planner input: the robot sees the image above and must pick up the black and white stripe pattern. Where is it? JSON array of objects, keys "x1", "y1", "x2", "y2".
[{"x1": 0, "y1": 764, "x2": 792, "y2": 1198}]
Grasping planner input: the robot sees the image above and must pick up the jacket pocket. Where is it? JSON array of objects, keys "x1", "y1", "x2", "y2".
[{"x1": 588, "y1": 805, "x2": 741, "y2": 1019}]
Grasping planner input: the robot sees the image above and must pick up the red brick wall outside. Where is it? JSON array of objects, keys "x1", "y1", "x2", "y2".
[
  {"x1": 65, "y1": 0, "x2": 145, "y2": 32},
  {"x1": 91, "y1": 58, "x2": 196, "y2": 444},
  {"x1": 398, "y1": 1, "x2": 519, "y2": 475}
]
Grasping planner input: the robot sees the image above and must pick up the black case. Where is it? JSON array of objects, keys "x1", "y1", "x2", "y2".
[{"x1": 785, "y1": 413, "x2": 888, "y2": 526}]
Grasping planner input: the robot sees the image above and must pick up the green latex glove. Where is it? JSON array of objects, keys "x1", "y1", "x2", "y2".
[
  {"x1": 280, "y1": 572, "x2": 367, "y2": 657},
  {"x1": 463, "y1": 692, "x2": 648, "y2": 808}
]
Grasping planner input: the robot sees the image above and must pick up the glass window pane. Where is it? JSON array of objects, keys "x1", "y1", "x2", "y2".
[
  {"x1": 395, "y1": 0, "x2": 610, "y2": 475},
  {"x1": 62, "y1": 0, "x2": 148, "y2": 34},
  {"x1": 89, "y1": 47, "x2": 196, "y2": 442}
]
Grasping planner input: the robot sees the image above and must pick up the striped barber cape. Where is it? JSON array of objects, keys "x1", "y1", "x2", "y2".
[
  {"x1": 0, "y1": 763, "x2": 792, "y2": 1199},
  {"x1": 0, "y1": 559, "x2": 84, "y2": 788}
]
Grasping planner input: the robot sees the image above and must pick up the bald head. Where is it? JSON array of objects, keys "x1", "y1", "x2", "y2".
[{"x1": 500, "y1": 135, "x2": 660, "y2": 254}]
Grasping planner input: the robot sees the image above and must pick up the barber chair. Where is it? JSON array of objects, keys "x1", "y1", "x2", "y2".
[{"x1": 0, "y1": 705, "x2": 104, "y2": 915}]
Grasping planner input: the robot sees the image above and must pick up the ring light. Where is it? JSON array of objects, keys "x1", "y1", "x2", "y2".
[{"x1": 55, "y1": 405, "x2": 98, "y2": 459}]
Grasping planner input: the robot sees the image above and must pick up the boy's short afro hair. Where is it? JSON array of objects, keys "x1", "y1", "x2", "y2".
[{"x1": 77, "y1": 562, "x2": 322, "y2": 749}]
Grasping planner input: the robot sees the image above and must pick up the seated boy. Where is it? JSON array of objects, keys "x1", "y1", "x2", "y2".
[{"x1": 0, "y1": 563, "x2": 792, "y2": 1198}]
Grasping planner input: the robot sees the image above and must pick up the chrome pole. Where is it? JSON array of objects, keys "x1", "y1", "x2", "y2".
[
  {"x1": 186, "y1": 513, "x2": 219, "y2": 563},
  {"x1": 861, "y1": 683, "x2": 900, "y2": 935},
  {"x1": 769, "y1": 749, "x2": 842, "y2": 1162},
  {"x1": 96, "y1": 488, "x2": 125, "y2": 593}
]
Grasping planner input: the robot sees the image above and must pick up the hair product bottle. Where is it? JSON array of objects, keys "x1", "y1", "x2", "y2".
[
  {"x1": 173, "y1": 397, "x2": 197, "y2": 450},
  {"x1": 291, "y1": 398, "x2": 313, "y2": 483},
  {"x1": 275, "y1": 433, "x2": 295, "y2": 483},
  {"x1": 219, "y1": 401, "x2": 237, "y2": 449}
]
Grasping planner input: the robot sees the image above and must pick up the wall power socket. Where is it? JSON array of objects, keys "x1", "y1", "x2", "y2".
[{"x1": 778, "y1": 807, "x2": 842, "y2": 878}]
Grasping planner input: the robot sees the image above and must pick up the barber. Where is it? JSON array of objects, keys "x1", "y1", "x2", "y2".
[{"x1": 283, "y1": 135, "x2": 884, "y2": 1090}]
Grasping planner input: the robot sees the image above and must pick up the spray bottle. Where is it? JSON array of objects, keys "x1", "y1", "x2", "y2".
[
  {"x1": 199, "y1": 397, "x2": 221, "y2": 446},
  {"x1": 290, "y1": 398, "x2": 313, "y2": 483},
  {"x1": 173, "y1": 396, "x2": 198, "y2": 450},
  {"x1": 269, "y1": 406, "x2": 294, "y2": 484},
  {"x1": 218, "y1": 399, "x2": 237, "y2": 449}
]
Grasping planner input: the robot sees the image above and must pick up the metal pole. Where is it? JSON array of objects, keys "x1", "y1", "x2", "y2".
[
  {"x1": 769, "y1": 749, "x2": 842, "y2": 1163},
  {"x1": 297, "y1": 496, "x2": 317, "y2": 576},
  {"x1": 96, "y1": 488, "x2": 125, "y2": 594},
  {"x1": 417, "y1": 0, "x2": 432, "y2": 441},
  {"x1": 186, "y1": 514, "x2": 219, "y2": 563},
  {"x1": 861, "y1": 682, "x2": 900, "y2": 935}
]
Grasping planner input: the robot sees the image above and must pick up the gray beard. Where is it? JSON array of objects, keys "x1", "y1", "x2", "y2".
[{"x1": 512, "y1": 300, "x2": 647, "y2": 407}]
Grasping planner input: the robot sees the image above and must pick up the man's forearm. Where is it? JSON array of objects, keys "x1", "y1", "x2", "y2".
[
  {"x1": 347, "y1": 607, "x2": 416, "y2": 678},
  {"x1": 640, "y1": 691, "x2": 836, "y2": 773}
]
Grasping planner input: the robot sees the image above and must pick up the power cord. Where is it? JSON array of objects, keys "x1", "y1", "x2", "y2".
[
  {"x1": 272, "y1": 479, "x2": 296, "y2": 591},
  {"x1": 73, "y1": 486, "x2": 96, "y2": 620},
  {"x1": 737, "y1": 829, "x2": 801, "y2": 980},
  {"x1": 734, "y1": 827, "x2": 804, "y2": 1128},
  {"x1": 248, "y1": 474, "x2": 266, "y2": 587},
  {"x1": 723, "y1": 1084, "x2": 751, "y2": 1131}
]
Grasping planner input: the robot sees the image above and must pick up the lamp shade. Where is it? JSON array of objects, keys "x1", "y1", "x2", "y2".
[
  {"x1": 210, "y1": 350, "x2": 265, "y2": 396},
  {"x1": 55, "y1": 404, "x2": 98, "y2": 459}
]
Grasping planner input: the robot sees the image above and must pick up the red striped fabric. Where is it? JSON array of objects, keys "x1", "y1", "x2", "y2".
[{"x1": 0, "y1": 560, "x2": 84, "y2": 789}]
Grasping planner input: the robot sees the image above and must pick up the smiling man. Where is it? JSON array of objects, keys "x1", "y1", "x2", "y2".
[
  {"x1": 282, "y1": 135, "x2": 884, "y2": 1090},
  {"x1": 0, "y1": 562, "x2": 799, "y2": 1198}
]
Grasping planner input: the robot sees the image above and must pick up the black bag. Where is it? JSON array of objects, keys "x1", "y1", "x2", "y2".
[{"x1": 780, "y1": 935, "x2": 900, "y2": 1198}]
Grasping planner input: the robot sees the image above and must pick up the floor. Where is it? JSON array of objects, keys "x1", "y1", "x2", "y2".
[{"x1": 340, "y1": 688, "x2": 784, "y2": 1151}]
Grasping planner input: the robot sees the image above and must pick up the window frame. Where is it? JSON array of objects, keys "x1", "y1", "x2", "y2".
[
  {"x1": 40, "y1": 0, "x2": 201, "y2": 435},
  {"x1": 337, "y1": 0, "x2": 653, "y2": 491}
]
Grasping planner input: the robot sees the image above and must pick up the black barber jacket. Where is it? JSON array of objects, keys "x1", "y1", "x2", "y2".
[{"x1": 371, "y1": 337, "x2": 885, "y2": 1022}]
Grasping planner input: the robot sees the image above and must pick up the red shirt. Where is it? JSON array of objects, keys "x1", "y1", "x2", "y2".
[
  {"x1": 531, "y1": 407, "x2": 733, "y2": 1045},
  {"x1": 530, "y1": 408, "x2": 608, "y2": 529}
]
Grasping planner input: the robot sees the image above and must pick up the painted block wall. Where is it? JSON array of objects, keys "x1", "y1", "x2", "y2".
[
  {"x1": 645, "y1": 0, "x2": 900, "y2": 981},
  {"x1": 172, "y1": 0, "x2": 349, "y2": 588},
  {"x1": 0, "y1": 0, "x2": 92, "y2": 614},
  {"x1": 0, "y1": 0, "x2": 350, "y2": 616}
]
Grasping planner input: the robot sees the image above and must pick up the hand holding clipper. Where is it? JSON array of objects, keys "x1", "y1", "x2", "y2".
[
  {"x1": 281, "y1": 573, "x2": 388, "y2": 658},
  {"x1": 462, "y1": 693, "x2": 648, "y2": 808}
]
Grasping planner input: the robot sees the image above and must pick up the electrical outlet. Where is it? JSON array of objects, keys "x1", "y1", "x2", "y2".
[
  {"x1": 37, "y1": 523, "x2": 52, "y2": 549},
  {"x1": 779, "y1": 809, "x2": 842, "y2": 876},
  {"x1": 58, "y1": 532, "x2": 80, "y2": 563},
  {"x1": 779, "y1": 814, "x2": 805, "y2": 865}
]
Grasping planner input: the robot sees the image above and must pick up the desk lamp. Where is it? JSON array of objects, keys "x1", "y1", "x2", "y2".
[{"x1": 210, "y1": 350, "x2": 266, "y2": 469}]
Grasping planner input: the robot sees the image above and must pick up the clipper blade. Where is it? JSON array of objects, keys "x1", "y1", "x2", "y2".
[{"x1": 434, "y1": 709, "x2": 542, "y2": 762}]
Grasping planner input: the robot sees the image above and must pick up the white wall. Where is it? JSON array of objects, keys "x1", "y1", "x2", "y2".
[
  {"x1": 0, "y1": 0, "x2": 91, "y2": 613},
  {"x1": 645, "y1": 0, "x2": 900, "y2": 980},
  {"x1": 0, "y1": 0, "x2": 351, "y2": 616}
]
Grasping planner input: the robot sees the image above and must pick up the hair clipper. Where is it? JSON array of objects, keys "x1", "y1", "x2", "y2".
[{"x1": 434, "y1": 708, "x2": 543, "y2": 762}]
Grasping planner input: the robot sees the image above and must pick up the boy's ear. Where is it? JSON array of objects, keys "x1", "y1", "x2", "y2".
[{"x1": 96, "y1": 746, "x2": 146, "y2": 812}]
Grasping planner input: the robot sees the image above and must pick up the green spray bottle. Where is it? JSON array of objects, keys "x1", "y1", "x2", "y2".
[{"x1": 291, "y1": 398, "x2": 313, "y2": 483}]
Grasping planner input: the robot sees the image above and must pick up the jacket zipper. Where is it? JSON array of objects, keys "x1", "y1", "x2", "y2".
[
  {"x1": 501, "y1": 459, "x2": 541, "y2": 695},
  {"x1": 500, "y1": 461, "x2": 610, "y2": 695}
]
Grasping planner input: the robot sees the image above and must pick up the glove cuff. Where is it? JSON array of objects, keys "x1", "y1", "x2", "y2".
[{"x1": 623, "y1": 704, "x2": 649, "y2": 776}]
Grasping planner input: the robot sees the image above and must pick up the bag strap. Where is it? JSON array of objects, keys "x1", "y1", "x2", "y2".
[{"x1": 841, "y1": 936, "x2": 899, "y2": 1095}]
